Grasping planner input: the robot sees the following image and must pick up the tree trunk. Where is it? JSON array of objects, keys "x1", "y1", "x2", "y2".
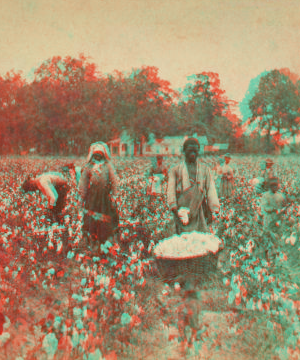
[{"x1": 266, "y1": 120, "x2": 272, "y2": 154}]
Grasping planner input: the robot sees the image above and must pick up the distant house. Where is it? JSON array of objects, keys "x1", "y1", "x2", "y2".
[
  {"x1": 143, "y1": 136, "x2": 187, "y2": 156},
  {"x1": 107, "y1": 131, "x2": 228, "y2": 157},
  {"x1": 204, "y1": 143, "x2": 229, "y2": 153},
  {"x1": 143, "y1": 135, "x2": 208, "y2": 156},
  {"x1": 281, "y1": 133, "x2": 300, "y2": 154},
  {"x1": 20, "y1": 148, "x2": 36, "y2": 156},
  {"x1": 107, "y1": 131, "x2": 136, "y2": 157}
]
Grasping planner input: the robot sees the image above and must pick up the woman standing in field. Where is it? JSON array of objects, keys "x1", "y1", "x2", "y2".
[
  {"x1": 260, "y1": 177, "x2": 286, "y2": 232},
  {"x1": 218, "y1": 154, "x2": 234, "y2": 199},
  {"x1": 79, "y1": 142, "x2": 119, "y2": 252},
  {"x1": 146, "y1": 155, "x2": 168, "y2": 202},
  {"x1": 212, "y1": 157, "x2": 225, "y2": 195}
]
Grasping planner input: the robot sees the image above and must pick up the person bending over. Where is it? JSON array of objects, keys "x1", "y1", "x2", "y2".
[{"x1": 22, "y1": 171, "x2": 70, "y2": 224}]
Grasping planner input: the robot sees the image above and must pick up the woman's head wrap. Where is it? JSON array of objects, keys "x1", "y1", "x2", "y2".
[
  {"x1": 224, "y1": 153, "x2": 231, "y2": 159},
  {"x1": 86, "y1": 142, "x2": 111, "y2": 163},
  {"x1": 183, "y1": 138, "x2": 200, "y2": 151}
]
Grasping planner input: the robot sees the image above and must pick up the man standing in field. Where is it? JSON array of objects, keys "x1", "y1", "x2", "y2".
[
  {"x1": 260, "y1": 177, "x2": 286, "y2": 232},
  {"x1": 146, "y1": 155, "x2": 168, "y2": 211},
  {"x1": 167, "y1": 138, "x2": 220, "y2": 234},
  {"x1": 261, "y1": 159, "x2": 276, "y2": 192}
]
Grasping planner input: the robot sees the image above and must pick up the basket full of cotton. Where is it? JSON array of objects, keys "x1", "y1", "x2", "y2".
[{"x1": 153, "y1": 231, "x2": 222, "y2": 282}]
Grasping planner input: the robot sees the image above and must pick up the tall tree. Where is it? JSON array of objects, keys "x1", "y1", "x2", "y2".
[
  {"x1": 178, "y1": 72, "x2": 240, "y2": 142},
  {"x1": 248, "y1": 69, "x2": 300, "y2": 152},
  {"x1": 0, "y1": 71, "x2": 26, "y2": 154},
  {"x1": 31, "y1": 54, "x2": 104, "y2": 154},
  {"x1": 105, "y1": 66, "x2": 178, "y2": 142}
]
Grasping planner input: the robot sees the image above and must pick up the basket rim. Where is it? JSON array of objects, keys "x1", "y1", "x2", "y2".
[{"x1": 154, "y1": 249, "x2": 219, "y2": 261}]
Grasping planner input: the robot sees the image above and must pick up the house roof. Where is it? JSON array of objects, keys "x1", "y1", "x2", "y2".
[
  {"x1": 163, "y1": 136, "x2": 187, "y2": 141},
  {"x1": 162, "y1": 135, "x2": 208, "y2": 145},
  {"x1": 213, "y1": 143, "x2": 229, "y2": 150},
  {"x1": 107, "y1": 138, "x2": 121, "y2": 144}
]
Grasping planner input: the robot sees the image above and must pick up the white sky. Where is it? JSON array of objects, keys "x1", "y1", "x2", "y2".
[{"x1": 1, "y1": 0, "x2": 299, "y2": 104}]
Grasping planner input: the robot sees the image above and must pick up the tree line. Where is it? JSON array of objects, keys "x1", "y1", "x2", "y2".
[{"x1": 0, "y1": 55, "x2": 299, "y2": 155}]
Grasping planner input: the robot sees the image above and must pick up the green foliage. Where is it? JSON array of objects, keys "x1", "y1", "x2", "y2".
[
  {"x1": 247, "y1": 69, "x2": 300, "y2": 152},
  {"x1": 178, "y1": 72, "x2": 240, "y2": 143},
  {"x1": 0, "y1": 62, "x2": 241, "y2": 156}
]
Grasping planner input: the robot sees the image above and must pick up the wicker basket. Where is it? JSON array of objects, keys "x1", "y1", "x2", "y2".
[{"x1": 155, "y1": 250, "x2": 219, "y2": 283}]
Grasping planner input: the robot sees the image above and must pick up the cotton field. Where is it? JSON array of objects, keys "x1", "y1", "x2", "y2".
[{"x1": 0, "y1": 155, "x2": 300, "y2": 360}]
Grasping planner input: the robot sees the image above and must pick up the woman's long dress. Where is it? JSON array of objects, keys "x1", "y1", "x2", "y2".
[{"x1": 79, "y1": 162, "x2": 119, "y2": 245}]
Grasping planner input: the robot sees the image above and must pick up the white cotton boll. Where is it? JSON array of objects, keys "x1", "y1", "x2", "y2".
[
  {"x1": 0, "y1": 332, "x2": 10, "y2": 346},
  {"x1": 250, "y1": 178, "x2": 260, "y2": 186},
  {"x1": 174, "y1": 282, "x2": 181, "y2": 291},
  {"x1": 57, "y1": 241, "x2": 63, "y2": 253},
  {"x1": 178, "y1": 208, "x2": 190, "y2": 225},
  {"x1": 87, "y1": 348, "x2": 104, "y2": 360},
  {"x1": 290, "y1": 233, "x2": 297, "y2": 246},
  {"x1": 72, "y1": 329, "x2": 79, "y2": 349},
  {"x1": 3, "y1": 316, "x2": 10, "y2": 330}
]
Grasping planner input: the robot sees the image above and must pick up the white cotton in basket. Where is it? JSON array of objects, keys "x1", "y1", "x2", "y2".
[
  {"x1": 178, "y1": 207, "x2": 190, "y2": 225},
  {"x1": 153, "y1": 231, "x2": 221, "y2": 258}
]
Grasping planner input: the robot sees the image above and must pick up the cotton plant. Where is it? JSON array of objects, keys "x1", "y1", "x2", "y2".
[
  {"x1": 42, "y1": 332, "x2": 58, "y2": 360},
  {"x1": 87, "y1": 348, "x2": 104, "y2": 360},
  {"x1": 0, "y1": 315, "x2": 11, "y2": 346}
]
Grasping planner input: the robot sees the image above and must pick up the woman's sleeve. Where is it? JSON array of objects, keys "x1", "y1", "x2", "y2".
[
  {"x1": 205, "y1": 168, "x2": 220, "y2": 213},
  {"x1": 167, "y1": 166, "x2": 177, "y2": 210},
  {"x1": 108, "y1": 163, "x2": 119, "y2": 197},
  {"x1": 280, "y1": 193, "x2": 287, "y2": 208},
  {"x1": 78, "y1": 167, "x2": 90, "y2": 203},
  {"x1": 75, "y1": 166, "x2": 82, "y2": 186},
  {"x1": 147, "y1": 166, "x2": 154, "y2": 177},
  {"x1": 37, "y1": 178, "x2": 58, "y2": 207}
]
